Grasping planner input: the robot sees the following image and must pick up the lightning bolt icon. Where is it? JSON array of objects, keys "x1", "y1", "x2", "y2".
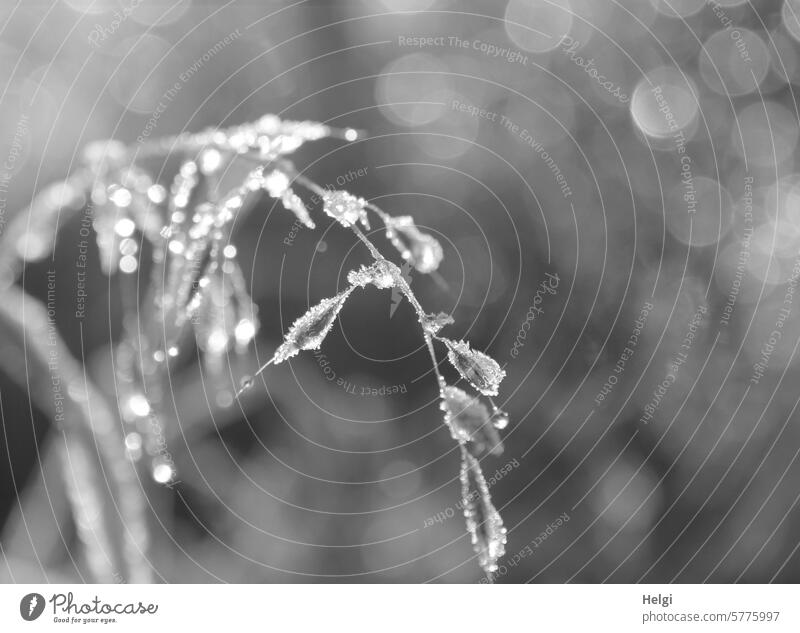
[
  {"x1": 389, "y1": 261, "x2": 413, "y2": 319},
  {"x1": 28, "y1": 595, "x2": 38, "y2": 616}
]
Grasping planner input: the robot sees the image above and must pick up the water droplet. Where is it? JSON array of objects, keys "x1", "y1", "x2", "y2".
[
  {"x1": 281, "y1": 189, "x2": 315, "y2": 228},
  {"x1": 66, "y1": 381, "x2": 88, "y2": 403},
  {"x1": 124, "y1": 432, "x2": 143, "y2": 461},
  {"x1": 234, "y1": 319, "x2": 256, "y2": 346},
  {"x1": 147, "y1": 184, "x2": 166, "y2": 204},
  {"x1": 384, "y1": 215, "x2": 443, "y2": 273},
  {"x1": 347, "y1": 260, "x2": 401, "y2": 289},
  {"x1": 119, "y1": 254, "x2": 138, "y2": 273},
  {"x1": 216, "y1": 390, "x2": 233, "y2": 408},
  {"x1": 322, "y1": 190, "x2": 367, "y2": 228},
  {"x1": 124, "y1": 432, "x2": 142, "y2": 451},
  {"x1": 274, "y1": 287, "x2": 354, "y2": 363},
  {"x1": 16, "y1": 232, "x2": 48, "y2": 261},
  {"x1": 199, "y1": 148, "x2": 222, "y2": 174},
  {"x1": 119, "y1": 237, "x2": 137, "y2": 256},
  {"x1": 152, "y1": 461, "x2": 175, "y2": 484},
  {"x1": 263, "y1": 169, "x2": 290, "y2": 197},
  {"x1": 422, "y1": 311, "x2": 454, "y2": 335},
  {"x1": 223, "y1": 244, "x2": 237, "y2": 258},
  {"x1": 225, "y1": 195, "x2": 243, "y2": 210},
  {"x1": 460, "y1": 451, "x2": 507, "y2": 574},
  {"x1": 114, "y1": 217, "x2": 136, "y2": 237},
  {"x1": 441, "y1": 386, "x2": 503, "y2": 457},
  {"x1": 505, "y1": 0, "x2": 572, "y2": 53},
  {"x1": 108, "y1": 185, "x2": 132, "y2": 208},
  {"x1": 492, "y1": 412, "x2": 509, "y2": 430},
  {"x1": 631, "y1": 67, "x2": 698, "y2": 139}
]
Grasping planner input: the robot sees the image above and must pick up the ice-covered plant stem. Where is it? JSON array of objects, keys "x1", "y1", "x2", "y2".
[
  {"x1": 238, "y1": 156, "x2": 510, "y2": 577},
  {"x1": 3, "y1": 114, "x2": 510, "y2": 577}
]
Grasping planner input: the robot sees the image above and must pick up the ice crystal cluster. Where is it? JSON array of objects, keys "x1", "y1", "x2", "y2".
[{"x1": 3, "y1": 113, "x2": 510, "y2": 576}]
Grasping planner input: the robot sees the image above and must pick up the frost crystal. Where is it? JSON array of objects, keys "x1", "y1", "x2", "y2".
[
  {"x1": 492, "y1": 409, "x2": 509, "y2": 430},
  {"x1": 346, "y1": 260, "x2": 401, "y2": 290},
  {"x1": 274, "y1": 287, "x2": 354, "y2": 363},
  {"x1": 461, "y1": 451, "x2": 507, "y2": 574},
  {"x1": 181, "y1": 116, "x2": 336, "y2": 159},
  {"x1": 442, "y1": 338, "x2": 506, "y2": 397},
  {"x1": 441, "y1": 386, "x2": 503, "y2": 457},
  {"x1": 384, "y1": 215, "x2": 443, "y2": 274},
  {"x1": 322, "y1": 190, "x2": 368, "y2": 228}
]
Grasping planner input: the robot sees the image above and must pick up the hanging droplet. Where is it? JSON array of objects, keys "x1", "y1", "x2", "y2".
[
  {"x1": 199, "y1": 148, "x2": 223, "y2": 174},
  {"x1": 167, "y1": 346, "x2": 179, "y2": 357},
  {"x1": 384, "y1": 215, "x2": 443, "y2": 274},
  {"x1": 239, "y1": 375, "x2": 254, "y2": 391},
  {"x1": 152, "y1": 459, "x2": 175, "y2": 485}
]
